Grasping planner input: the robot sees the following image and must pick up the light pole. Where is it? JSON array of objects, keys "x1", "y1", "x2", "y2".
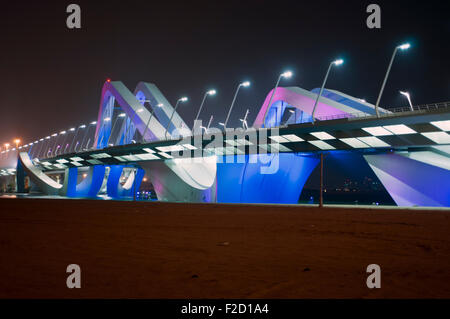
[
  {"x1": 142, "y1": 103, "x2": 163, "y2": 143},
  {"x1": 400, "y1": 91, "x2": 413, "y2": 111},
  {"x1": 107, "y1": 113, "x2": 126, "y2": 146},
  {"x1": 80, "y1": 121, "x2": 96, "y2": 151},
  {"x1": 194, "y1": 89, "x2": 216, "y2": 127},
  {"x1": 223, "y1": 81, "x2": 250, "y2": 129},
  {"x1": 47, "y1": 133, "x2": 58, "y2": 157},
  {"x1": 263, "y1": 71, "x2": 293, "y2": 126},
  {"x1": 14, "y1": 139, "x2": 21, "y2": 149},
  {"x1": 311, "y1": 59, "x2": 343, "y2": 123},
  {"x1": 70, "y1": 124, "x2": 86, "y2": 153},
  {"x1": 40, "y1": 136, "x2": 50, "y2": 158},
  {"x1": 374, "y1": 43, "x2": 411, "y2": 117},
  {"x1": 165, "y1": 97, "x2": 188, "y2": 140}
]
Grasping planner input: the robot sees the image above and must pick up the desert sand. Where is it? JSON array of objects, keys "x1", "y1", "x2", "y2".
[{"x1": 0, "y1": 198, "x2": 449, "y2": 298}]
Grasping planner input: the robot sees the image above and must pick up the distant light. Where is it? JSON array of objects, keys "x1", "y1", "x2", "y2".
[
  {"x1": 207, "y1": 89, "x2": 216, "y2": 96},
  {"x1": 60, "y1": 131, "x2": 66, "y2": 135},
  {"x1": 281, "y1": 71, "x2": 293, "y2": 78},
  {"x1": 39, "y1": 138, "x2": 44, "y2": 141},
  {"x1": 219, "y1": 122, "x2": 225, "y2": 126},
  {"x1": 360, "y1": 98, "x2": 366, "y2": 103},
  {"x1": 289, "y1": 109, "x2": 295, "y2": 113},
  {"x1": 137, "y1": 108, "x2": 144, "y2": 113},
  {"x1": 241, "y1": 81, "x2": 250, "y2": 87},
  {"x1": 119, "y1": 113, "x2": 126, "y2": 117},
  {"x1": 180, "y1": 97, "x2": 188, "y2": 102},
  {"x1": 45, "y1": 136, "x2": 51, "y2": 139},
  {"x1": 79, "y1": 124, "x2": 86, "y2": 128},
  {"x1": 104, "y1": 117, "x2": 111, "y2": 122},
  {"x1": 334, "y1": 59, "x2": 344, "y2": 66},
  {"x1": 69, "y1": 127, "x2": 75, "y2": 131},
  {"x1": 398, "y1": 43, "x2": 411, "y2": 50},
  {"x1": 157, "y1": 103, "x2": 164, "y2": 107},
  {"x1": 106, "y1": 78, "x2": 111, "y2": 83},
  {"x1": 51, "y1": 133, "x2": 57, "y2": 137},
  {"x1": 4, "y1": 143, "x2": 10, "y2": 148},
  {"x1": 399, "y1": 91, "x2": 410, "y2": 98}
]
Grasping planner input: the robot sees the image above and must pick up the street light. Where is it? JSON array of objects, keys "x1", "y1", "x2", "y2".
[
  {"x1": 14, "y1": 139, "x2": 21, "y2": 148},
  {"x1": 142, "y1": 103, "x2": 164, "y2": 143},
  {"x1": 311, "y1": 59, "x2": 344, "y2": 123},
  {"x1": 223, "y1": 81, "x2": 251, "y2": 129},
  {"x1": 69, "y1": 124, "x2": 86, "y2": 153},
  {"x1": 79, "y1": 121, "x2": 97, "y2": 152},
  {"x1": 165, "y1": 97, "x2": 188, "y2": 139},
  {"x1": 400, "y1": 91, "x2": 413, "y2": 111},
  {"x1": 374, "y1": 42, "x2": 411, "y2": 117},
  {"x1": 107, "y1": 113, "x2": 127, "y2": 146},
  {"x1": 194, "y1": 89, "x2": 217, "y2": 126},
  {"x1": 262, "y1": 71, "x2": 293, "y2": 126}
]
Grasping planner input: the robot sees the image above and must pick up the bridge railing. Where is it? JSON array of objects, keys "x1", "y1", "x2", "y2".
[{"x1": 315, "y1": 101, "x2": 450, "y2": 122}]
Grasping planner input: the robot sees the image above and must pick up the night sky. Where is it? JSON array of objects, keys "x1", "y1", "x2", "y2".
[{"x1": 1, "y1": 0, "x2": 449, "y2": 145}]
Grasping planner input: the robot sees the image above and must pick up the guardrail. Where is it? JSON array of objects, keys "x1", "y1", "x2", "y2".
[{"x1": 315, "y1": 101, "x2": 450, "y2": 122}]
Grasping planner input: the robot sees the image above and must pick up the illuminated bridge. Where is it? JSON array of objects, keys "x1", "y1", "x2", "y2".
[{"x1": 1, "y1": 80, "x2": 450, "y2": 207}]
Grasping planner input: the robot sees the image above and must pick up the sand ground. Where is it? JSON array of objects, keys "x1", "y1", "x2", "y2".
[{"x1": 0, "y1": 198, "x2": 449, "y2": 298}]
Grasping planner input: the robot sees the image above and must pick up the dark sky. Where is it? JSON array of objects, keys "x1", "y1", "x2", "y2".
[{"x1": 1, "y1": 0, "x2": 449, "y2": 145}]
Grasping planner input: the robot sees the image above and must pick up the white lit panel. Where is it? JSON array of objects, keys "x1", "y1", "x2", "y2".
[
  {"x1": 158, "y1": 152, "x2": 174, "y2": 159},
  {"x1": 422, "y1": 132, "x2": 450, "y2": 144},
  {"x1": 281, "y1": 134, "x2": 304, "y2": 142},
  {"x1": 362, "y1": 126, "x2": 393, "y2": 136},
  {"x1": 143, "y1": 148, "x2": 155, "y2": 153},
  {"x1": 70, "y1": 161, "x2": 82, "y2": 167},
  {"x1": 236, "y1": 139, "x2": 253, "y2": 145},
  {"x1": 90, "y1": 153, "x2": 111, "y2": 159},
  {"x1": 310, "y1": 132, "x2": 335, "y2": 140},
  {"x1": 340, "y1": 138, "x2": 370, "y2": 148},
  {"x1": 134, "y1": 153, "x2": 159, "y2": 161},
  {"x1": 383, "y1": 124, "x2": 416, "y2": 135},
  {"x1": 357, "y1": 136, "x2": 390, "y2": 147},
  {"x1": 430, "y1": 120, "x2": 450, "y2": 131},
  {"x1": 269, "y1": 136, "x2": 289, "y2": 143},
  {"x1": 308, "y1": 140, "x2": 336, "y2": 150},
  {"x1": 182, "y1": 144, "x2": 197, "y2": 150}
]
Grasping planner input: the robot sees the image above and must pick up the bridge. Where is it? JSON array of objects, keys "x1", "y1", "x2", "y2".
[{"x1": 1, "y1": 80, "x2": 450, "y2": 206}]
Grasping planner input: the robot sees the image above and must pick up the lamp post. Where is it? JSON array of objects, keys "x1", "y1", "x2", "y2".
[
  {"x1": 263, "y1": 71, "x2": 293, "y2": 126},
  {"x1": 107, "y1": 113, "x2": 126, "y2": 146},
  {"x1": 400, "y1": 91, "x2": 413, "y2": 111},
  {"x1": 223, "y1": 81, "x2": 250, "y2": 129},
  {"x1": 142, "y1": 103, "x2": 163, "y2": 143},
  {"x1": 79, "y1": 121, "x2": 96, "y2": 152},
  {"x1": 374, "y1": 43, "x2": 411, "y2": 117},
  {"x1": 40, "y1": 136, "x2": 50, "y2": 158},
  {"x1": 70, "y1": 124, "x2": 86, "y2": 153},
  {"x1": 194, "y1": 89, "x2": 216, "y2": 127},
  {"x1": 165, "y1": 97, "x2": 188, "y2": 140},
  {"x1": 311, "y1": 59, "x2": 343, "y2": 123}
]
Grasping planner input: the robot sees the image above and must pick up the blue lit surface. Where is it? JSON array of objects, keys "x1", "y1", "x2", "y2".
[{"x1": 217, "y1": 153, "x2": 319, "y2": 203}]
